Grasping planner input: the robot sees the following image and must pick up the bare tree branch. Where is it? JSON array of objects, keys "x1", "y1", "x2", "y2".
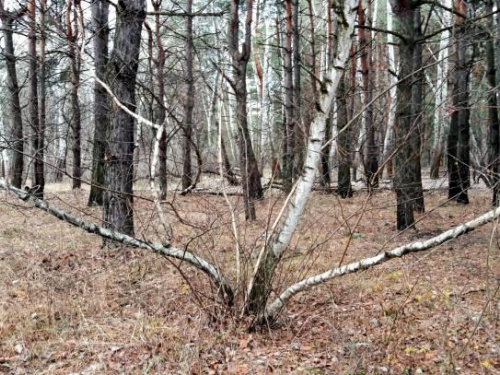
[
  {"x1": 262, "y1": 206, "x2": 500, "y2": 322},
  {"x1": 0, "y1": 179, "x2": 234, "y2": 305}
]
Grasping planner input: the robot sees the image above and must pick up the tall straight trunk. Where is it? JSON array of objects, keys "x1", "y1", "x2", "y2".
[
  {"x1": 39, "y1": 0, "x2": 47, "y2": 187},
  {"x1": 152, "y1": 0, "x2": 167, "y2": 199},
  {"x1": 282, "y1": 0, "x2": 294, "y2": 193},
  {"x1": 391, "y1": 0, "x2": 416, "y2": 230},
  {"x1": 228, "y1": 0, "x2": 263, "y2": 221},
  {"x1": 430, "y1": 0, "x2": 452, "y2": 179},
  {"x1": 486, "y1": 0, "x2": 500, "y2": 205},
  {"x1": 0, "y1": 8, "x2": 24, "y2": 188},
  {"x1": 410, "y1": 7, "x2": 424, "y2": 212},
  {"x1": 103, "y1": 0, "x2": 146, "y2": 238},
  {"x1": 337, "y1": 75, "x2": 352, "y2": 198},
  {"x1": 88, "y1": 0, "x2": 109, "y2": 206},
  {"x1": 448, "y1": 0, "x2": 470, "y2": 204},
  {"x1": 28, "y1": 0, "x2": 44, "y2": 198},
  {"x1": 182, "y1": 0, "x2": 194, "y2": 190},
  {"x1": 357, "y1": 0, "x2": 378, "y2": 191},
  {"x1": 292, "y1": 0, "x2": 303, "y2": 173},
  {"x1": 382, "y1": 0, "x2": 397, "y2": 179},
  {"x1": 67, "y1": 0, "x2": 81, "y2": 189},
  {"x1": 321, "y1": 1, "x2": 333, "y2": 187}
]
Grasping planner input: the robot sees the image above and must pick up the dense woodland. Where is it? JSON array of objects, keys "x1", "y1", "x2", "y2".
[{"x1": 0, "y1": 0, "x2": 500, "y2": 371}]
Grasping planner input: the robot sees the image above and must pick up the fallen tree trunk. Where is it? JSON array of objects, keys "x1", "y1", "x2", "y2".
[
  {"x1": 0, "y1": 178, "x2": 234, "y2": 305},
  {"x1": 262, "y1": 205, "x2": 500, "y2": 322}
]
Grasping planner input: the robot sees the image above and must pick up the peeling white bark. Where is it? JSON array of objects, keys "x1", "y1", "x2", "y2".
[
  {"x1": 264, "y1": 206, "x2": 500, "y2": 320},
  {"x1": 0, "y1": 178, "x2": 234, "y2": 304},
  {"x1": 247, "y1": 0, "x2": 359, "y2": 304}
]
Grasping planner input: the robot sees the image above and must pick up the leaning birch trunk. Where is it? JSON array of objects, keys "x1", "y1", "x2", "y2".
[
  {"x1": 0, "y1": 178, "x2": 234, "y2": 305},
  {"x1": 262, "y1": 205, "x2": 500, "y2": 322},
  {"x1": 245, "y1": 0, "x2": 358, "y2": 315}
]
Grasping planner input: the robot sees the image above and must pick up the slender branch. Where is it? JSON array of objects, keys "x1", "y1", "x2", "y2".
[
  {"x1": 355, "y1": 24, "x2": 407, "y2": 42},
  {"x1": 262, "y1": 206, "x2": 500, "y2": 322},
  {"x1": 0, "y1": 179, "x2": 234, "y2": 305},
  {"x1": 147, "y1": 10, "x2": 227, "y2": 17}
]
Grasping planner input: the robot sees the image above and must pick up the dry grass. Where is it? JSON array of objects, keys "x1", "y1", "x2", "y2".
[{"x1": 0, "y1": 182, "x2": 499, "y2": 374}]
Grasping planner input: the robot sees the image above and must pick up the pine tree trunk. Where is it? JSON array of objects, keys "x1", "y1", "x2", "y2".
[
  {"x1": 0, "y1": 10, "x2": 24, "y2": 189},
  {"x1": 338, "y1": 76, "x2": 352, "y2": 198},
  {"x1": 228, "y1": 0, "x2": 263, "y2": 221},
  {"x1": 103, "y1": 0, "x2": 146, "y2": 239},
  {"x1": 88, "y1": 0, "x2": 109, "y2": 206},
  {"x1": 486, "y1": 0, "x2": 500, "y2": 205},
  {"x1": 448, "y1": 0, "x2": 470, "y2": 204},
  {"x1": 392, "y1": 0, "x2": 416, "y2": 230}
]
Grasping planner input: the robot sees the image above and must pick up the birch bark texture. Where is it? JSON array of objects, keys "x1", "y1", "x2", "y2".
[{"x1": 246, "y1": 0, "x2": 359, "y2": 315}]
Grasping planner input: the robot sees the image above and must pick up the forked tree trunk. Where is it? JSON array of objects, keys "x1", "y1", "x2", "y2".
[
  {"x1": 88, "y1": 0, "x2": 109, "y2": 206},
  {"x1": 103, "y1": 0, "x2": 146, "y2": 239},
  {"x1": 0, "y1": 7, "x2": 25, "y2": 188},
  {"x1": 228, "y1": 0, "x2": 263, "y2": 221},
  {"x1": 246, "y1": 0, "x2": 358, "y2": 315}
]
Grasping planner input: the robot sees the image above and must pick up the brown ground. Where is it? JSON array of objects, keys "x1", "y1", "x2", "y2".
[{"x1": 0, "y1": 182, "x2": 499, "y2": 374}]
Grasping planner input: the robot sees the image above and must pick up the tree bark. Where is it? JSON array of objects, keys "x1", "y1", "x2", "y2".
[
  {"x1": 448, "y1": 0, "x2": 470, "y2": 205},
  {"x1": 337, "y1": 75, "x2": 352, "y2": 198},
  {"x1": 0, "y1": 6, "x2": 25, "y2": 189},
  {"x1": 358, "y1": 0, "x2": 378, "y2": 192},
  {"x1": 228, "y1": 0, "x2": 263, "y2": 221},
  {"x1": 182, "y1": 0, "x2": 194, "y2": 191},
  {"x1": 486, "y1": 0, "x2": 500, "y2": 205},
  {"x1": 392, "y1": 0, "x2": 416, "y2": 230},
  {"x1": 67, "y1": 0, "x2": 81, "y2": 189},
  {"x1": 88, "y1": 0, "x2": 109, "y2": 206},
  {"x1": 282, "y1": 0, "x2": 295, "y2": 193},
  {"x1": 410, "y1": 7, "x2": 424, "y2": 212},
  {"x1": 103, "y1": 0, "x2": 146, "y2": 238},
  {"x1": 28, "y1": 0, "x2": 44, "y2": 198},
  {"x1": 246, "y1": 0, "x2": 358, "y2": 315}
]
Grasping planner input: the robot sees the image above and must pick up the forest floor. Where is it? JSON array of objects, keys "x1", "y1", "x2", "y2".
[{"x1": 0, "y1": 177, "x2": 499, "y2": 374}]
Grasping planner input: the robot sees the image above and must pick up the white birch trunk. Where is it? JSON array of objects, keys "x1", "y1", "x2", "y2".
[
  {"x1": 247, "y1": 0, "x2": 359, "y2": 307},
  {"x1": 264, "y1": 205, "x2": 500, "y2": 320},
  {"x1": 0, "y1": 178, "x2": 234, "y2": 303}
]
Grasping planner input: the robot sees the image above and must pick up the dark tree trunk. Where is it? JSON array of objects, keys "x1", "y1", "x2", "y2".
[
  {"x1": 88, "y1": 0, "x2": 109, "y2": 206},
  {"x1": 358, "y1": 1, "x2": 378, "y2": 192},
  {"x1": 338, "y1": 75, "x2": 353, "y2": 199},
  {"x1": 67, "y1": 0, "x2": 81, "y2": 189},
  {"x1": 103, "y1": 0, "x2": 146, "y2": 238},
  {"x1": 282, "y1": 0, "x2": 294, "y2": 193},
  {"x1": 392, "y1": 0, "x2": 416, "y2": 230},
  {"x1": 182, "y1": 0, "x2": 194, "y2": 191},
  {"x1": 410, "y1": 7, "x2": 424, "y2": 212},
  {"x1": 486, "y1": 0, "x2": 500, "y2": 205},
  {"x1": 0, "y1": 9, "x2": 25, "y2": 189},
  {"x1": 448, "y1": 0, "x2": 470, "y2": 205},
  {"x1": 228, "y1": 0, "x2": 263, "y2": 221},
  {"x1": 321, "y1": 116, "x2": 332, "y2": 187},
  {"x1": 28, "y1": 0, "x2": 44, "y2": 199}
]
